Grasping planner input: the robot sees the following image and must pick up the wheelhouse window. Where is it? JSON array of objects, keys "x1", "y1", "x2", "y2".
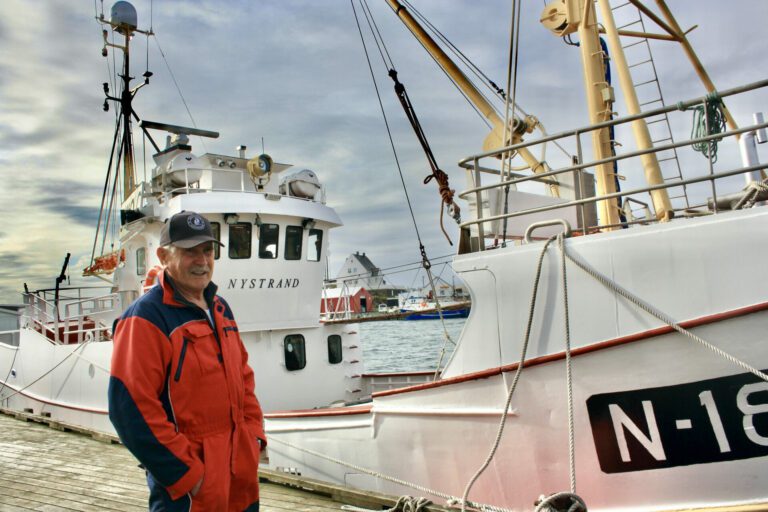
[
  {"x1": 308, "y1": 228, "x2": 323, "y2": 262},
  {"x1": 327, "y1": 334, "x2": 342, "y2": 364},
  {"x1": 285, "y1": 226, "x2": 303, "y2": 260},
  {"x1": 284, "y1": 335, "x2": 306, "y2": 371},
  {"x1": 136, "y1": 247, "x2": 146, "y2": 276},
  {"x1": 211, "y1": 222, "x2": 221, "y2": 260},
  {"x1": 259, "y1": 224, "x2": 279, "y2": 259},
  {"x1": 228, "y1": 223, "x2": 252, "y2": 259}
]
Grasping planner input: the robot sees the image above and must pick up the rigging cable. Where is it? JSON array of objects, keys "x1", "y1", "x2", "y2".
[
  {"x1": 403, "y1": 0, "x2": 573, "y2": 164},
  {"x1": 152, "y1": 34, "x2": 207, "y2": 153},
  {"x1": 402, "y1": 0, "x2": 505, "y2": 100},
  {"x1": 500, "y1": 0, "x2": 524, "y2": 246},
  {"x1": 352, "y1": 0, "x2": 456, "y2": 367},
  {"x1": 359, "y1": 1, "x2": 461, "y2": 243},
  {"x1": 89, "y1": 113, "x2": 122, "y2": 268}
]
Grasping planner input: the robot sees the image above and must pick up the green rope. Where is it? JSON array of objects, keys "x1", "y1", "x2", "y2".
[{"x1": 679, "y1": 91, "x2": 726, "y2": 163}]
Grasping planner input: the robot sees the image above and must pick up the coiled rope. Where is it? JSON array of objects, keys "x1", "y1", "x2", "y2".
[
  {"x1": 267, "y1": 435, "x2": 513, "y2": 512},
  {"x1": 341, "y1": 495, "x2": 432, "y2": 512},
  {"x1": 678, "y1": 91, "x2": 726, "y2": 163}
]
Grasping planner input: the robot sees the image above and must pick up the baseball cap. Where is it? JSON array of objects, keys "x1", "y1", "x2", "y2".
[{"x1": 159, "y1": 211, "x2": 224, "y2": 248}]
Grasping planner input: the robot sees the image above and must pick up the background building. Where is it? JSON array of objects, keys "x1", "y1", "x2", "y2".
[{"x1": 320, "y1": 286, "x2": 374, "y2": 317}]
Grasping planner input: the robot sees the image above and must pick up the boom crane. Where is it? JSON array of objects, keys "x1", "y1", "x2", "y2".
[{"x1": 384, "y1": 0, "x2": 559, "y2": 197}]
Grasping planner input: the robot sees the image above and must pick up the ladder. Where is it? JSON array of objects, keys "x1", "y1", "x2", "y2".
[{"x1": 610, "y1": 1, "x2": 690, "y2": 213}]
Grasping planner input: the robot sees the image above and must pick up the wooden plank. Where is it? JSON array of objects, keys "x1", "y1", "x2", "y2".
[
  {"x1": 260, "y1": 468, "x2": 454, "y2": 511},
  {"x1": 0, "y1": 411, "x2": 394, "y2": 511}
]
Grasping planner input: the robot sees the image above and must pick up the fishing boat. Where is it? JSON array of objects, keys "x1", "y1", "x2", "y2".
[
  {"x1": 0, "y1": 2, "x2": 367, "y2": 433},
  {"x1": 399, "y1": 294, "x2": 470, "y2": 320},
  {"x1": 263, "y1": 1, "x2": 768, "y2": 511}
]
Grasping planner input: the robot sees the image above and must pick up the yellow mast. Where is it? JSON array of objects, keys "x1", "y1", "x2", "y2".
[
  {"x1": 596, "y1": 0, "x2": 673, "y2": 220},
  {"x1": 383, "y1": 0, "x2": 553, "y2": 187},
  {"x1": 541, "y1": 0, "x2": 622, "y2": 229}
]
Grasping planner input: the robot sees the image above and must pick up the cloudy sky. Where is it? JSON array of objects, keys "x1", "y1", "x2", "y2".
[{"x1": 1, "y1": 0, "x2": 766, "y2": 303}]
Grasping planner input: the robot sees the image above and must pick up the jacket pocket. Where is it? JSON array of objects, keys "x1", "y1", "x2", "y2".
[{"x1": 174, "y1": 337, "x2": 189, "y2": 382}]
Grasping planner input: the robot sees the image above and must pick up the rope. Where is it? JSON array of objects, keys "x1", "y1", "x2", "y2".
[
  {"x1": 557, "y1": 235, "x2": 576, "y2": 493},
  {"x1": 0, "y1": 339, "x2": 95, "y2": 401},
  {"x1": 388, "y1": 68, "x2": 461, "y2": 244},
  {"x1": 678, "y1": 92, "x2": 726, "y2": 163},
  {"x1": 733, "y1": 178, "x2": 768, "y2": 210},
  {"x1": 563, "y1": 247, "x2": 768, "y2": 383},
  {"x1": 351, "y1": 0, "x2": 457, "y2": 366},
  {"x1": 266, "y1": 436, "x2": 512, "y2": 512},
  {"x1": 459, "y1": 236, "x2": 556, "y2": 511},
  {"x1": 341, "y1": 495, "x2": 432, "y2": 512}
]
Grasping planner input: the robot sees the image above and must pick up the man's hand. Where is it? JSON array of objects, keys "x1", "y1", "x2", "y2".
[{"x1": 191, "y1": 477, "x2": 203, "y2": 497}]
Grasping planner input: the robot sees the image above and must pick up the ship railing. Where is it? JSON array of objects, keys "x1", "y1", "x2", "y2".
[
  {"x1": 457, "y1": 78, "x2": 768, "y2": 252},
  {"x1": 22, "y1": 288, "x2": 117, "y2": 345},
  {"x1": 320, "y1": 280, "x2": 354, "y2": 321}
]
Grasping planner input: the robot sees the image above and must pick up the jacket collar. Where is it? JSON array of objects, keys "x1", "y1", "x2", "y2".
[{"x1": 159, "y1": 269, "x2": 218, "y2": 310}]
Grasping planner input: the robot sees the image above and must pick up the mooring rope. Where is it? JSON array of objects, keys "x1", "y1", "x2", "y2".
[{"x1": 563, "y1": 246, "x2": 768, "y2": 383}]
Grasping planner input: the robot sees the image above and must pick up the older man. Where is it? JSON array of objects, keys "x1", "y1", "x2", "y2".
[{"x1": 109, "y1": 211, "x2": 265, "y2": 512}]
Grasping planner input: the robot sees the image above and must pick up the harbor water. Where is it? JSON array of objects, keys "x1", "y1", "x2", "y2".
[{"x1": 360, "y1": 318, "x2": 466, "y2": 372}]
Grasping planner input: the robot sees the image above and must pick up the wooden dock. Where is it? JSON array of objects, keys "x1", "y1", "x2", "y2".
[{"x1": 0, "y1": 410, "x2": 451, "y2": 511}]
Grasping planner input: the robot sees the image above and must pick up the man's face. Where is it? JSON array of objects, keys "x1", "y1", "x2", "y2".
[{"x1": 158, "y1": 242, "x2": 215, "y2": 299}]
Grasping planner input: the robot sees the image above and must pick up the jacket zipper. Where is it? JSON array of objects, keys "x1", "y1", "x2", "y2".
[{"x1": 174, "y1": 337, "x2": 189, "y2": 382}]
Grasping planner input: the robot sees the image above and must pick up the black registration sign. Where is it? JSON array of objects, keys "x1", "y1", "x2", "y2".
[{"x1": 586, "y1": 369, "x2": 768, "y2": 473}]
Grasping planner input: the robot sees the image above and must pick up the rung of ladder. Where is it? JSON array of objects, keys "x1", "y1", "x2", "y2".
[
  {"x1": 657, "y1": 156, "x2": 677, "y2": 163},
  {"x1": 646, "y1": 118, "x2": 667, "y2": 125},
  {"x1": 622, "y1": 40, "x2": 646, "y2": 50},
  {"x1": 618, "y1": 19, "x2": 642, "y2": 30},
  {"x1": 640, "y1": 98, "x2": 663, "y2": 107},
  {"x1": 611, "y1": 1, "x2": 631, "y2": 10},
  {"x1": 652, "y1": 137, "x2": 672, "y2": 144},
  {"x1": 629, "y1": 59, "x2": 653, "y2": 69},
  {"x1": 633, "y1": 78, "x2": 658, "y2": 88}
]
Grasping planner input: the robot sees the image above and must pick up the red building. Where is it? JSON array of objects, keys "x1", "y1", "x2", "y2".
[{"x1": 320, "y1": 286, "x2": 373, "y2": 315}]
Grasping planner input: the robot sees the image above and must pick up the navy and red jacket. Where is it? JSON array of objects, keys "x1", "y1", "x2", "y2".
[{"x1": 108, "y1": 270, "x2": 265, "y2": 504}]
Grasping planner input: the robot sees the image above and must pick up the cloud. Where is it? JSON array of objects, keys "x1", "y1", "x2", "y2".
[{"x1": 0, "y1": 0, "x2": 766, "y2": 305}]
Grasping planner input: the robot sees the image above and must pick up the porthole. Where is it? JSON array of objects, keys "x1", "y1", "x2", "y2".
[
  {"x1": 284, "y1": 335, "x2": 306, "y2": 371},
  {"x1": 327, "y1": 335, "x2": 342, "y2": 364}
]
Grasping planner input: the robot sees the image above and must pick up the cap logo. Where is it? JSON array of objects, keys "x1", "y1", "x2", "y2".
[{"x1": 187, "y1": 214, "x2": 206, "y2": 231}]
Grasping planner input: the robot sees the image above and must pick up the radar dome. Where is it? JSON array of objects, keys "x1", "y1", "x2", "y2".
[{"x1": 110, "y1": 1, "x2": 138, "y2": 34}]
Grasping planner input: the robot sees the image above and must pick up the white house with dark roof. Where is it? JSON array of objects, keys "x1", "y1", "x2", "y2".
[{"x1": 336, "y1": 251, "x2": 388, "y2": 290}]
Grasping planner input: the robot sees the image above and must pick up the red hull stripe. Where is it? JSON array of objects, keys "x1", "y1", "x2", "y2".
[
  {"x1": 372, "y1": 301, "x2": 768, "y2": 399},
  {"x1": 266, "y1": 302, "x2": 768, "y2": 419},
  {"x1": 266, "y1": 405, "x2": 372, "y2": 419},
  {"x1": 0, "y1": 382, "x2": 109, "y2": 414}
]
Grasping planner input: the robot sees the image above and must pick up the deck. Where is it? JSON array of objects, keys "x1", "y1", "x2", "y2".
[{"x1": 0, "y1": 409, "x2": 450, "y2": 512}]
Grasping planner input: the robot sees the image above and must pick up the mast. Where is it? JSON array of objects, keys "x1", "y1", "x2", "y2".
[
  {"x1": 571, "y1": 0, "x2": 622, "y2": 229},
  {"x1": 119, "y1": 32, "x2": 136, "y2": 201},
  {"x1": 98, "y1": 2, "x2": 152, "y2": 202},
  {"x1": 383, "y1": 0, "x2": 553, "y2": 188},
  {"x1": 596, "y1": 0, "x2": 673, "y2": 220}
]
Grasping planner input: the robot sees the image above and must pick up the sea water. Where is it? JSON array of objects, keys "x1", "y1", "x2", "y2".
[{"x1": 360, "y1": 318, "x2": 467, "y2": 372}]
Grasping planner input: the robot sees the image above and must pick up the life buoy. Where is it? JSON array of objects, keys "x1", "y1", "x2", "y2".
[{"x1": 143, "y1": 266, "x2": 163, "y2": 294}]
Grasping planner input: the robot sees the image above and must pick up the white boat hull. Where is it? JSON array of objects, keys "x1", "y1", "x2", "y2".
[{"x1": 265, "y1": 207, "x2": 768, "y2": 511}]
